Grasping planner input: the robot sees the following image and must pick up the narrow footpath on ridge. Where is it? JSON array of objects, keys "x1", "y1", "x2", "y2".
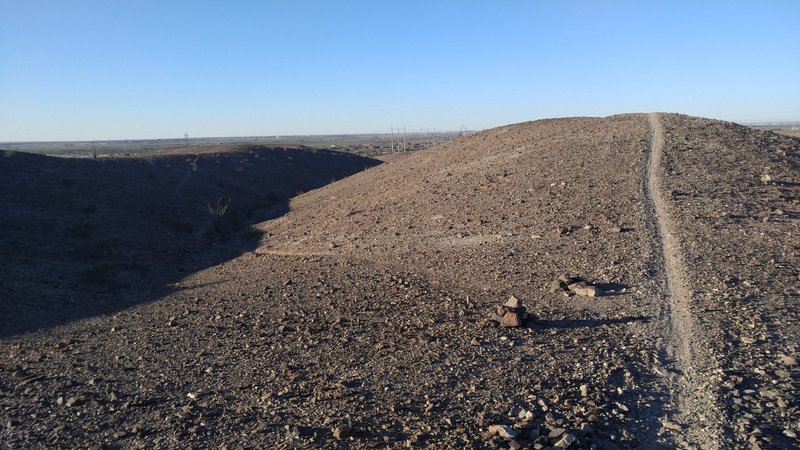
[{"x1": 644, "y1": 112, "x2": 727, "y2": 449}]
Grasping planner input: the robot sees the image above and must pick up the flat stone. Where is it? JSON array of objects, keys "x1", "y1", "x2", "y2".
[
  {"x1": 553, "y1": 433, "x2": 577, "y2": 449},
  {"x1": 568, "y1": 282, "x2": 598, "y2": 297},
  {"x1": 548, "y1": 427, "x2": 566, "y2": 439},
  {"x1": 661, "y1": 419, "x2": 682, "y2": 431},
  {"x1": 488, "y1": 424, "x2": 518, "y2": 440},
  {"x1": 780, "y1": 355, "x2": 797, "y2": 366}
]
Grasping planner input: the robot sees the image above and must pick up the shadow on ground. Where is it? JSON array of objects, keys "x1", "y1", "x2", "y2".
[
  {"x1": 534, "y1": 315, "x2": 651, "y2": 329},
  {"x1": 0, "y1": 146, "x2": 380, "y2": 337}
]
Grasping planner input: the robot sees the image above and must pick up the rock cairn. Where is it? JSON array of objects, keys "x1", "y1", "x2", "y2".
[
  {"x1": 550, "y1": 274, "x2": 602, "y2": 298},
  {"x1": 488, "y1": 296, "x2": 532, "y2": 328}
]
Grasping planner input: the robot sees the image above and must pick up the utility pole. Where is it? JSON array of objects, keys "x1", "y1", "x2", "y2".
[
  {"x1": 402, "y1": 125, "x2": 406, "y2": 152},
  {"x1": 390, "y1": 126, "x2": 395, "y2": 153}
]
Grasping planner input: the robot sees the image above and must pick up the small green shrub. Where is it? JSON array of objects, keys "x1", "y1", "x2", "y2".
[{"x1": 207, "y1": 197, "x2": 230, "y2": 217}]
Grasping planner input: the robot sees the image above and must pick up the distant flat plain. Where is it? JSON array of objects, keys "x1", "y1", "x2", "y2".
[{"x1": 1, "y1": 131, "x2": 468, "y2": 159}]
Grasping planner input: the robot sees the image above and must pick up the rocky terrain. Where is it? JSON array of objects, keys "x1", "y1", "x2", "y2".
[{"x1": 1, "y1": 114, "x2": 797, "y2": 449}]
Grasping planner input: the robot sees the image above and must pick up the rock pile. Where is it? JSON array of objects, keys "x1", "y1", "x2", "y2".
[
  {"x1": 488, "y1": 296, "x2": 532, "y2": 328},
  {"x1": 483, "y1": 405, "x2": 582, "y2": 449},
  {"x1": 550, "y1": 274, "x2": 602, "y2": 298}
]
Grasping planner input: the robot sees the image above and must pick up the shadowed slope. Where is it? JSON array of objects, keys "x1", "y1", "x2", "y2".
[{"x1": 0, "y1": 146, "x2": 380, "y2": 336}]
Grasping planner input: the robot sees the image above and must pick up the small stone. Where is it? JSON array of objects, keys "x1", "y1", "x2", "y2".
[
  {"x1": 784, "y1": 430, "x2": 797, "y2": 439},
  {"x1": 470, "y1": 337, "x2": 481, "y2": 347},
  {"x1": 548, "y1": 428, "x2": 566, "y2": 439},
  {"x1": 587, "y1": 414, "x2": 599, "y2": 423},
  {"x1": 500, "y1": 311, "x2": 521, "y2": 328},
  {"x1": 56, "y1": 396, "x2": 64, "y2": 406},
  {"x1": 779, "y1": 355, "x2": 797, "y2": 366},
  {"x1": 740, "y1": 336, "x2": 756, "y2": 344},
  {"x1": 488, "y1": 424, "x2": 519, "y2": 440},
  {"x1": 504, "y1": 296, "x2": 522, "y2": 310},
  {"x1": 661, "y1": 419, "x2": 682, "y2": 431},
  {"x1": 553, "y1": 433, "x2": 577, "y2": 449},
  {"x1": 65, "y1": 396, "x2": 79, "y2": 407},
  {"x1": 579, "y1": 384, "x2": 589, "y2": 397},
  {"x1": 775, "y1": 370, "x2": 790, "y2": 379},
  {"x1": 332, "y1": 426, "x2": 350, "y2": 439},
  {"x1": 609, "y1": 226, "x2": 622, "y2": 233},
  {"x1": 113, "y1": 431, "x2": 128, "y2": 439}
]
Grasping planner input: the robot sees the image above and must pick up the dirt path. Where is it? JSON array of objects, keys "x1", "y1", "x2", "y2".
[{"x1": 645, "y1": 113, "x2": 725, "y2": 448}]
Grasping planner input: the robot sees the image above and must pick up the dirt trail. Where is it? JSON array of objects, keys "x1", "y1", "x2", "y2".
[{"x1": 645, "y1": 113, "x2": 725, "y2": 448}]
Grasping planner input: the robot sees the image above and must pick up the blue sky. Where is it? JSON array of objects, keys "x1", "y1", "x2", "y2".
[{"x1": 1, "y1": 1, "x2": 798, "y2": 141}]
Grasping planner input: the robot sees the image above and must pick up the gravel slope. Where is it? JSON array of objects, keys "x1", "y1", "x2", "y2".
[{"x1": 1, "y1": 114, "x2": 797, "y2": 449}]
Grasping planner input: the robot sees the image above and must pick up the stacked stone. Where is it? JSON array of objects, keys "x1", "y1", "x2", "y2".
[{"x1": 489, "y1": 295, "x2": 531, "y2": 327}]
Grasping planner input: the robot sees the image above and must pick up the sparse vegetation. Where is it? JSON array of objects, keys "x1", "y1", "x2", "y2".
[
  {"x1": 206, "y1": 196, "x2": 230, "y2": 217},
  {"x1": 205, "y1": 196, "x2": 236, "y2": 240}
]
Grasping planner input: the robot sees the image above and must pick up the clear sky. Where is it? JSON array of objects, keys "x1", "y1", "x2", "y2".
[{"x1": 1, "y1": 1, "x2": 798, "y2": 141}]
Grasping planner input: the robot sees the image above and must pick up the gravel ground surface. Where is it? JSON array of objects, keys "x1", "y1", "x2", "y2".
[{"x1": 1, "y1": 114, "x2": 797, "y2": 449}]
